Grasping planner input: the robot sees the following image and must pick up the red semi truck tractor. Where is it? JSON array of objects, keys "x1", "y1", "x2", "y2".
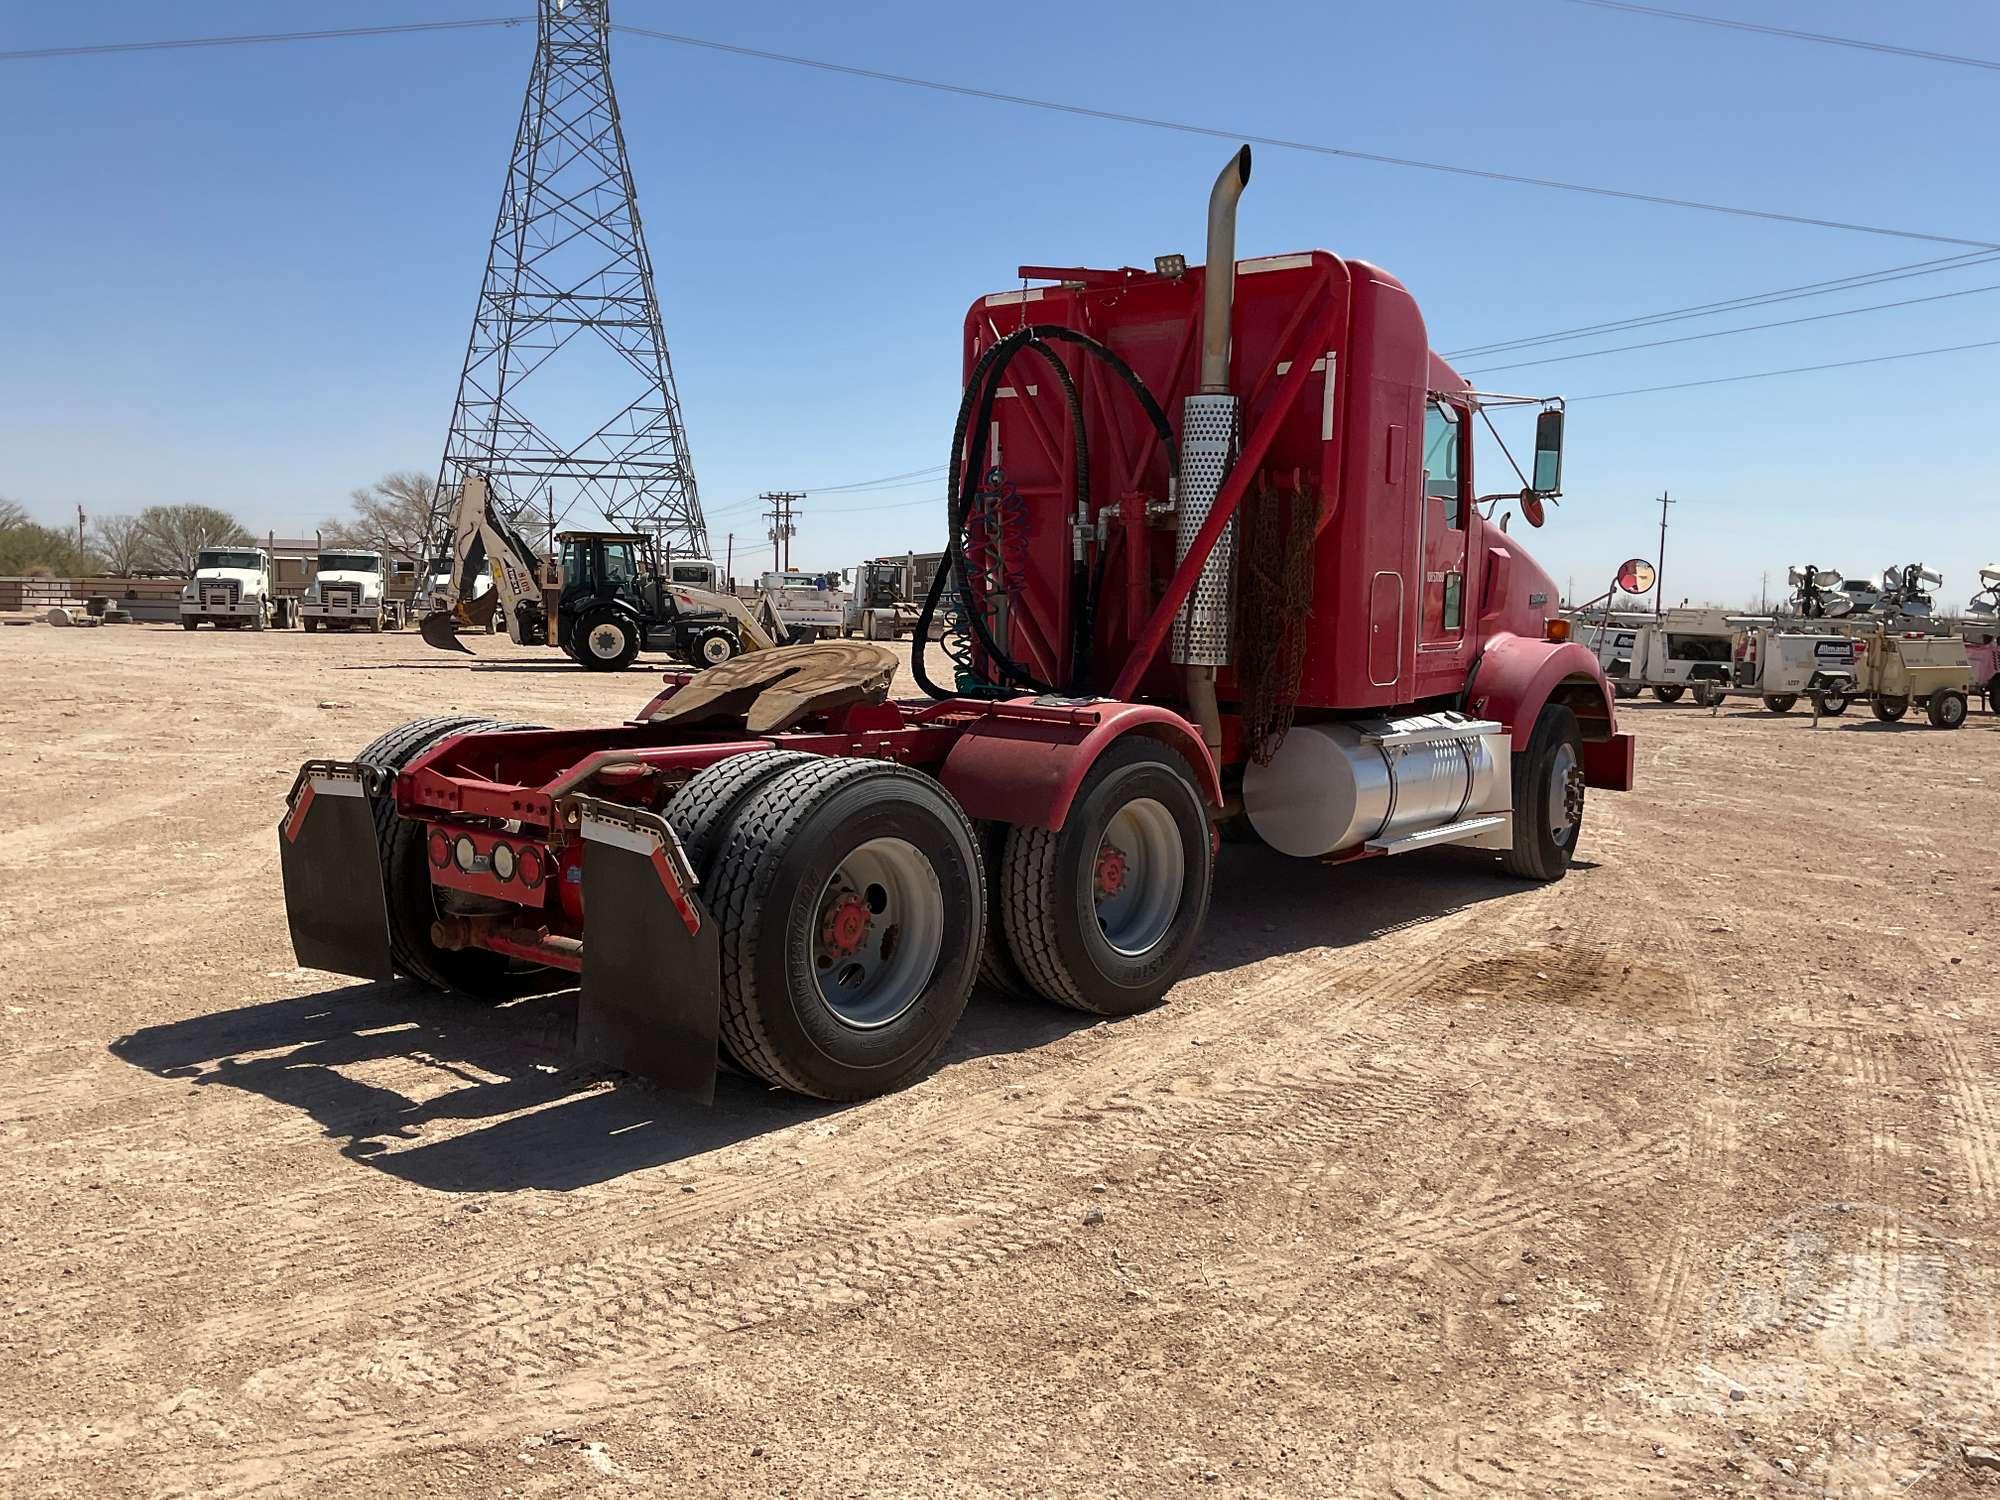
[{"x1": 279, "y1": 148, "x2": 1633, "y2": 1103}]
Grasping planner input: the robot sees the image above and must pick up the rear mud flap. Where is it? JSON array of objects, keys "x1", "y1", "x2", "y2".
[
  {"x1": 574, "y1": 798, "x2": 721, "y2": 1102},
  {"x1": 279, "y1": 761, "x2": 394, "y2": 980}
]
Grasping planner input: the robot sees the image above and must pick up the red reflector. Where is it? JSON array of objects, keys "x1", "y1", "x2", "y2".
[
  {"x1": 427, "y1": 829, "x2": 450, "y2": 868},
  {"x1": 517, "y1": 843, "x2": 546, "y2": 889}
]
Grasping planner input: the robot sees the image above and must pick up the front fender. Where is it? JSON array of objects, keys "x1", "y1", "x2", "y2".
[
  {"x1": 937, "y1": 700, "x2": 1222, "y2": 832},
  {"x1": 1466, "y1": 634, "x2": 1633, "y2": 791}
]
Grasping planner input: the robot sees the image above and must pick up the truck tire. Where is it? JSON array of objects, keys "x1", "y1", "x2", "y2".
[
  {"x1": 974, "y1": 821, "x2": 1038, "y2": 1002},
  {"x1": 304, "y1": 616, "x2": 318, "y2": 633},
  {"x1": 1762, "y1": 694, "x2": 1797, "y2": 714},
  {"x1": 574, "y1": 606, "x2": 640, "y2": 671},
  {"x1": 1612, "y1": 684, "x2": 1640, "y2": 700},
  {"x1": 1872, "y1": 696, "x2": 1908, "y2": 723},
  {"x1": 252, "y1": 603, "x2": 267, "y2": 633},
  {"x1": 665, "y1": 749, "x2": 820, "y2": 880},
  {"x1": 706, "y1": 758, "x2": 984, "y2": 1100},
  {"x1": 1812, "y1": 689, "x2": 1849, "y2": 716},
  {"x1": 1502, "y1": 703, "x2": 1584, "y2": 882},
  {"x1": 1927, "y1": 690, "x2": 1967, "y2": 730},
  {"x1": 1988, "y1": 674, "x2": 2000, "y2": 715},
  {"x1": 356, "y1": 716, "x2": 546, "y2": 996},
  {"x1": 181, "y1": 617, "x2": 199, "y2": 631},
  {"x1": 1651, "y1": 685, "x2": 1684, "y2": 704},
  {"x1": 693, "y1": 627, "x2": 739, "y2": 668},
  {"x1": 999, "y1": 738, "x2": 1213, "y2": 1016}
]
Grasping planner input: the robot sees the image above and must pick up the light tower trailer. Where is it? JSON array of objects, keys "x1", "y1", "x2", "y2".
[
  {"x1": 1727, "y1": 620, "x2": 1858, "y2": 715},
  {"x1": 277, "y1": 149, "x2": 1634, "y2": 1103},
  {"x1": 1839, "y1": 565, "x2": 1973, "y2": 728},
  {"x1": 1964, "y1": 565, "x2": 1999, "y2": 713},
  {"x1": 1605, "y1": 607, "x2": 1737, "y2": 707}
]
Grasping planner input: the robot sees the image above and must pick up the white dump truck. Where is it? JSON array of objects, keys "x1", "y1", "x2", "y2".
[
  {"x1": 302, "y1": 550, "x2": 392, "y2": 633},
  {"x1": 757, "y1": 568, "x2": 850, "y2": 642},
  {"x1": 179, "y1": 546, "x2": 277, "y2": 631}
]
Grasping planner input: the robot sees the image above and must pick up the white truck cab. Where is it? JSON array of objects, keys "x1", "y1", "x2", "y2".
[
  {"x1": 665, "y1": 556, "x2": 722, "y2": 590},
  {"x1": 304, "y1": 550, "x2": 390, "y2": 633},
  {"x1": 180, "y1": 547, "x2": 275, "y2": 631}
]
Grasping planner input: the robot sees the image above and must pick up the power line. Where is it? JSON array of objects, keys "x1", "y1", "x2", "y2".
[
  {"x1": 12, "y1": 15, "x2": 1995, "y2": 249},
  {"x1": 1445, "y1": 250, "x2": 2000, "y2": 358},
  {"x1": 1569, "y1": 337, "x2": 2000, "y2": 401},
  {"x1": 0, "y1": 17, "x2": 529, "y2": 62},
  {"x1": 1557, "y1": 0, "x2": 2000, "y2": 73},
  {"x1": 609, "y1": 23, "x2": 2000, "y2": 251},
  {"x1": 1462, "y1": 278, "x2": 2000, "y2": 375}
]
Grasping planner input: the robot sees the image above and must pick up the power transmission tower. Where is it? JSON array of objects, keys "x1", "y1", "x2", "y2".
[
  {"x1": 429, "y1": 0, "x2": 709, "y2": 560},
  {"x1": 763, "y1": 492, "x2": 801, "y2": 571}
]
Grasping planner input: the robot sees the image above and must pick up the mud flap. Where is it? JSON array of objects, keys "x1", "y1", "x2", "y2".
[
  {"x1": 574, "y1": 797, "x2": 721, "y2": 1102},
  {"x1": 279, "y1": 761, "x2": 394, "y2": 980}
]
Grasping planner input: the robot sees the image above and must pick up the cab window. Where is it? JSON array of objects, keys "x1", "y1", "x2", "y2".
[
  {"x1": 1422, "y1": 399, "x2": 1463, "y2": 527},
  {"x1": 601, "y1": 542, "x2": 637, "y2": 586}
]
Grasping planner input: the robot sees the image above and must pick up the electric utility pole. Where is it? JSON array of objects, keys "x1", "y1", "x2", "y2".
[
  {"x1": 763, "y1": 491, "x2": 801, "y2": 571},
  {"x1": 1655, "y1": 491, "x2": 1674, "y2": 618}
]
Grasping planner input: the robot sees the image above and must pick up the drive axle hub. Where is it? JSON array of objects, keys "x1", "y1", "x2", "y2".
[
  {"x1": 820, "y1": 891, "x2": 873, "y2": 958},
  {"x1": 1094, "y1": 844, "x2": 1129, "y2": 899}
]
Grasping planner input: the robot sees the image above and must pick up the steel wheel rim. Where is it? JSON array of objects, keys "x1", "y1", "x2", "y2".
[
  {"x1": 587, "y1": 622, "x2": 626, "y2": 659},
  {"x1": 1548, "y1": 742, "x2": 1583, "y2": 848},
  {"x1": 1093, "y1": 797, "x2": 1184, "y2": 957},
  {"x1": 702, "y1": 634, "x2": 732, "y2": 663},
  {"x1": 812, "y1": 837, "x2": 944, "y2": 1030}
]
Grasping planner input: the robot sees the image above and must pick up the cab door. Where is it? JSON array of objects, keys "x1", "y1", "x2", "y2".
[{"x1": 1416, "y1": 398, "x2": 1471, "y2": 681}]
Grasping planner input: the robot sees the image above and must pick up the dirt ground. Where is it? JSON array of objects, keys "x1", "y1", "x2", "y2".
[{"x1": 2, "y1": 620, "x2": 1997, "y2": 1499}]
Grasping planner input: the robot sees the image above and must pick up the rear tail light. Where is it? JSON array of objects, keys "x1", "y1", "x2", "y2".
[
  {"x1": 453, "y1": 835, "x2": 477, "y2": 872},
  {"x1": 490, "y1": 842, "x2": 518, "y2": 882},
  {"x1": 428, "y1": 829, "x2": 451, "y2": 868},
  {"x1": 517, "y1": 844, "x2": 546, "y2": 889}
]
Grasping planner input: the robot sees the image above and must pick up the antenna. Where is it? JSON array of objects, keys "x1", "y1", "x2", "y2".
[{"x1": 428, "y1": 0, "x2": 709, "y2": 559}]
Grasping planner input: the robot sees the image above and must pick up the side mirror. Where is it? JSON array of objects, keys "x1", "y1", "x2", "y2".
[{"x1": 1532, "y1": 408, "x2": 1564, "y2": 495}]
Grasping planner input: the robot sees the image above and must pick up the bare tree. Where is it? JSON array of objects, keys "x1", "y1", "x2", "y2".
[
  {"x1": 90, "y1": 515, "x2": 152, "y2": 576},
  {"x1": 323, "y1": 471, "x2": 435, "y2": 564},
  {"x1": 0, "y1": 499, "x2": 97, "y2": 576},
  {"x1": 136, "y1": 504, "x2": 252, "y2": 576}
]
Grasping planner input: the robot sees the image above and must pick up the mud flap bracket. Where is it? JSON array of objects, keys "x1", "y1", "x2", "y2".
[
  {"x1": 278, "y1": 760, "x2": 394, "y2": 980},
  {"x1": 572, "y1": 796, "x2": 721, "y2": 1102}
]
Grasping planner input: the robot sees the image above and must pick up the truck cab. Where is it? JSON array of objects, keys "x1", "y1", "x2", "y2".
[
  {"x1": 303, "y1": 551, "x2": 389, "y2": 633},
  {"x1": 180, "y1": 547, "x2": 274, "y2": 631}
]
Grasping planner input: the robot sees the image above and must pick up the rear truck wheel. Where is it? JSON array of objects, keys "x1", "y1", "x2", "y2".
[
  {"x1": 705, "y1": 758, "x2": 984, "y2": 1100},
  {"x1": 1873, "y1": 696, "x2": 1908, "y2": 723},
  {"x1": 1812, "y1": 689, "x2": 1850, "y2": 716},
  {"x1": 694, "y1": 627, "x2": 739, "y2": 668},
  {"x1": 1652, "y1": 685, "x2": 1685, "y2": 704},
  {"x1": 1503, "y1": 703, "x2": 1584, "y2": 882},
  {"x1": 1762, "y1": 694, "x2": 1797, "y2": 714},
  {"x1": 1927, "y1": 690, "x2": 1968, "y2": 730},
  {"x1": 181, "y1": 617, "x2": 199, "y2": 631},
  {"x1": 665, "y1": 749, "x2": 820, "y2": 880},
  {"x1": 304, "y1": 616, "x2": 318, "y2": 633},
  {"x1": 999, "y1": 738, "x2": 1213, "y2": 1016},
  {"x1": 575, "y1": 606, "x2": 640, "y2": 671},
  {"x1": 974, "y1": 821, "x2": 1039, "y2": 1001},
  {"x1": 356, "y1": 715, "x2": 547, "y2": 996}
]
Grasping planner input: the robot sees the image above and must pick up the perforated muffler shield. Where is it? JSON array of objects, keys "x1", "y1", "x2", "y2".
[{"x1": 1171, "y1": 393, "x2": 1240, "y2": 667}]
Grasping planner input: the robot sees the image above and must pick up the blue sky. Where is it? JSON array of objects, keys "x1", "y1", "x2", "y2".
[{"x1": 2, "y1": 1, "x2": 1995, "y2": 606}]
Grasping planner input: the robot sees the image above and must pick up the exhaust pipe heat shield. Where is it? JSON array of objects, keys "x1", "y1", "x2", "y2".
[{"x1": 278, "y1": 761, "x2": 394, "y2": 980}]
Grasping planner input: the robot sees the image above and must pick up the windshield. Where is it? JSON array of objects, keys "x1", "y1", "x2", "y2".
[
  {"x1": 317, "y1": 554, "x2": 380, "y2": 573},
  {"x1": 670, "y1": 564, "x2": 712, "y2": 584},
  {"x1": 196, "y1": 550, "x2": 262, "y2": 571}
]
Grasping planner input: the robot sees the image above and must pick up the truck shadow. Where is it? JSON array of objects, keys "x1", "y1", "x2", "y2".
[{"x1": 107, "y1": 845, "x2": 1525, "y2": 1195}]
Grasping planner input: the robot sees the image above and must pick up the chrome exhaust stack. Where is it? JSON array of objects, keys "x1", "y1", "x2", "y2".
[{"x1": 1173, "y1": 146, "x2": 1252, "y2": 760}]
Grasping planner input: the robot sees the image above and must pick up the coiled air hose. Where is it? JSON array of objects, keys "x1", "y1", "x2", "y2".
[{"x1": 912, "y1": 325, "x2": 1180, "y2": 700}]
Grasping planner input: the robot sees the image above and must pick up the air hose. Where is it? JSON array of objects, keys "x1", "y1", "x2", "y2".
[{"x1": 913, "y1": 324, "x2": 1180, "y2": 700}]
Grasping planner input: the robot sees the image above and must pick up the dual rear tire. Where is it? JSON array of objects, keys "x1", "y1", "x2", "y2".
[{"x1": 663, "y1": 739, "x2": 1215, "y2": 1098}]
